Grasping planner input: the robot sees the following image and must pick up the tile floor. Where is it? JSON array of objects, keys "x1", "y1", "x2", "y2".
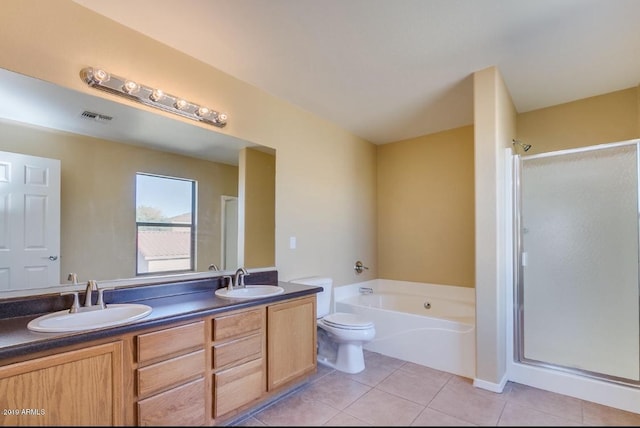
[{"x1": 235, "y1": 350, "x2": 640, "y2": 426}]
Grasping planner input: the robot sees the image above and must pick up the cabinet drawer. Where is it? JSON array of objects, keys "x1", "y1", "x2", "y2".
[
  {"x1": 137, "y1": 349, "x2": 205, "y2": 398},
  {"x1": 137, "y1": 321, "x2": 204, "y2": 364},
  {"x1": 213, "y1": 333, "x2": 261, "y2": 369},
  {"x1": 137, "y1": 377, "x2": 205, "y2": 426},
  {"x1": 214, "y1": 358, "x2": 264, "y2": 417},
  {"x1": 213, "y1": 308, "x2": 263, "y2": 341}
]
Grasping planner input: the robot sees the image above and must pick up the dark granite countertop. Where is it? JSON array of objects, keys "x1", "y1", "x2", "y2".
[{"x1": 0, "y1": 272, "x2": 322, "y2": 361}]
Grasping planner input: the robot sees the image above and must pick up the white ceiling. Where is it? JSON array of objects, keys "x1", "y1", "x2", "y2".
[{"x1": 73, "y1": 0, "x2": 640, "y2": 144}]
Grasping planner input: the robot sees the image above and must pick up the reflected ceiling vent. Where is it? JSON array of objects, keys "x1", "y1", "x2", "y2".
[{"x1": 80, "y1": 110, "x2": 113, "y2": 122}]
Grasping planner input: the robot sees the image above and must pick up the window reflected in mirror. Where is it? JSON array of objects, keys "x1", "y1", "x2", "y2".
[{"x1": 135, "y1": 173, "x2": 196, "y2": 275}]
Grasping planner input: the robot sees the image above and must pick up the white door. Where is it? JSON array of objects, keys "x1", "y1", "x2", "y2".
[
  {"x1": 0, "y1": 151, "x2": 61, "y2": 291},
  {"x1": 520, "y1": 143, "x2": 640, "y2": 381}
]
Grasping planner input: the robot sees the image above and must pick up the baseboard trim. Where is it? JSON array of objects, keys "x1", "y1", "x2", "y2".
[{"x1": 473, "y1": 373, "x2": 508, "y2": 393}]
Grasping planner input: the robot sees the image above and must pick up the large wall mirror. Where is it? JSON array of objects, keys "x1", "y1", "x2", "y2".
[{"x1": 0, "y1": 67, "x2": 275, "y2": 298}]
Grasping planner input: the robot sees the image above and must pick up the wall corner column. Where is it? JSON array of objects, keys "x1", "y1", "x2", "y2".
[{"x1": 473, "y1": 66, "x2": 517, "y2": 390}]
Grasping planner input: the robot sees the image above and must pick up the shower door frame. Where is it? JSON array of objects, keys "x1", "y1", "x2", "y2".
[{"x1": 512, "y1": 138, "x2": 640, "y2": 388}]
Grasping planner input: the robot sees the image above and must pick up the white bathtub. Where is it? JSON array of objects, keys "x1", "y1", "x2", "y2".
[{"x1": 334, "y1": 279, "x2": 476, "y2": 378}]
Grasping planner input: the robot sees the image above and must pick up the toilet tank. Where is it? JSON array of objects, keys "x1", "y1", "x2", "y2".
[{"x1": 288, "y1": 276, "x2": 333, "y2": 318}]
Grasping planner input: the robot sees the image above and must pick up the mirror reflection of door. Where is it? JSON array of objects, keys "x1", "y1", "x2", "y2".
[
  {"x1": 221, "y1": 195, "x2": 238, "y2": 270},
  {"x1": 0, "y1": 151, "x2": 60, "y2": 290}
]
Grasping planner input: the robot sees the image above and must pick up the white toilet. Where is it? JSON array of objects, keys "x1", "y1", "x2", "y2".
[{"x1": 289, "y1": 276, "x2": 375, "y2": 374}]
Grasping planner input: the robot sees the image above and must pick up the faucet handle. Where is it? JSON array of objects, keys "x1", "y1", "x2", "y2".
[
  {"x1": 222, "y1": 275, "x2": 233, "y2": 291},
  {"x1": 61, "y1": 291, "x2": 80, "y2": 313},
  {"x1": 240, "y1": 270, "x2": 250, "y2": 287},
  {"x1": 97, "y1": 288, "x2": 113, "y2": 309}
]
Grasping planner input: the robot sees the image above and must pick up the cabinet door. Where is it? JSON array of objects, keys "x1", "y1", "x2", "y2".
[
  {"x1": 0, "y1": 341, "x2": 123, "y2": 426},
  {"x1": 267, "y1": 296, "x2": 317, "y2": 391}
]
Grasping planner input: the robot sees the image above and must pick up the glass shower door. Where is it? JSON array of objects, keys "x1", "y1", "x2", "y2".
[{"x1": 517, "y1": 141, "x2": 640, "y2": 382}]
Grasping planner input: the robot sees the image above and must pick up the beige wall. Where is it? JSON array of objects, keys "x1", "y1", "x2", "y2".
[
  {"x1": 241, "y1": 148, "x2": 276, "y2": 268},
  {"x1": 377, "y1": 125, "x2": 474, "y2": 287},
  {"x1": 517, "y1": 87, "x2": 639, "y2": 153},
  {"x1": 0, "y1": 119, "x2": 237, "y2": 283},
  {"x1": 0, "y1": 0, "x2": 378, "y2": 287},
  {"x1": 374, "y1": 74, "x2": 640, "y2": 299}
]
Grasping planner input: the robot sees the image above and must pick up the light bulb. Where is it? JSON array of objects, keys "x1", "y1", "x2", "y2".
[
  {"x1": 122, "y1": 80, "x2": 140, "y2": 94},
  {"x1": 93, "y1": 68, "x2": 110, "y2": 83},
  {"x1": 174, "y1": 99, "x2": 188, "y2": 110},
  {"x1": 195, "y1": 106, "x2": 211, "y2": 117},
  {"x1": 217, "y1": 113, "x2": 228, "y2": 124},
  {"x1": 149, "y1": 89, "x2": 164, "y2": 102}
]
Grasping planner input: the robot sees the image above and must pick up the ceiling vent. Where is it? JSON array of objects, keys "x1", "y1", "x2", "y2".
[{"x1": 80, "y1": 110, "x2": 113, "y2": 122}]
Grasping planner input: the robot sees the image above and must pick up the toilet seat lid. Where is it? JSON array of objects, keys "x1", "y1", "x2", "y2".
[{"x1": 323, "y1": 312, "x2": 374, "y2": 330}]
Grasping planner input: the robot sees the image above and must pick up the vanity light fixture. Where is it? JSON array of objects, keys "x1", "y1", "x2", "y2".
[{"x1": 80, "y1": 67, "x2": 227, "y2": 128}]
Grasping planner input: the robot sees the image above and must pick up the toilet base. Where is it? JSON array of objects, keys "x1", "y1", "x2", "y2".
[{"x1": 317, "y1": 329, "x2": 366, "y2": 374}]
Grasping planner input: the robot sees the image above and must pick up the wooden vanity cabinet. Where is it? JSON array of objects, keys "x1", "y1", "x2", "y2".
[
  {"x1": 0, "y1": 341, "x2": 124, "y2": 426},
  {"x1": 135, "y1": 320, "x2": 206, "y2": 426},
  {"x1": 0, "y1": 291, "x2": 319, "y2": 426},
  {"x1": 211, "y1": 307, "x2": 266, "y2": 420},
  {"x1": 267, "y1": 295, "x2": 317, "y2": 391}
]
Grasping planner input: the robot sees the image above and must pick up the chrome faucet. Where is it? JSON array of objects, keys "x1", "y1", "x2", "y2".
[
  {"x1": 234, "y1": 267, "x2": 249, "y2": 289},
  {"x1": 61, "y1": 279, "x2": 106, "y2": 313}
]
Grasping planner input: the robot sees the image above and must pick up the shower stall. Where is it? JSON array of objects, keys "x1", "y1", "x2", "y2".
[{"x1": 512, "y1": 139, "x2": 640, "y2": 387}]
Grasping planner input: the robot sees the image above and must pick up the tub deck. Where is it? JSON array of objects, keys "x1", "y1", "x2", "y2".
[{"x1": 334, "y1": 279, "x2": 476, "y2": 378}]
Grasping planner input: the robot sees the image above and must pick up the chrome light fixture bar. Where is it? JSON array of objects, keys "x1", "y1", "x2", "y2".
[{"x1": 80, "y1": 67, "x2": 227, "y2": 128}]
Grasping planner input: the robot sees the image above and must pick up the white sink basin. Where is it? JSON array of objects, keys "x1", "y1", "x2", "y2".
[
  {"x1": 215, "y1": 285, "x2": 285, "y2": 300},
  {"x1": 27, "y1": 303, "x2": 152, "y2": 333}
]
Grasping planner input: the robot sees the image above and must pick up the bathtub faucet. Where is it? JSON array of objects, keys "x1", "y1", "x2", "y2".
[{"x1": 359, "y1": 287, "x2": 374, "y2": 294}]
